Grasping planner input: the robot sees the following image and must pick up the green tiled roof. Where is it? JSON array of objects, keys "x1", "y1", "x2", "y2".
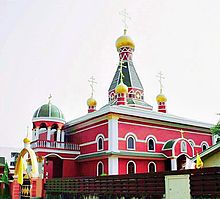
[
  {"x1": 163, "y1": 140, "x2": 176, "y2": 150},
  {"x1": 33, "y1": 103, "x2": 65, "y2": 120}
]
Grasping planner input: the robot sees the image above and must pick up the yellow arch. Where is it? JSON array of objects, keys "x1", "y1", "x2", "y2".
[{"x1": 15, "y1": 147, "x2": 39, "y2": 177}]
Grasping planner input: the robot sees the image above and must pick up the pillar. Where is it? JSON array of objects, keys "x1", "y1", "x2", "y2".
[
  {"x1": 11, "y1": 178, "x2": 20, "y2": 199},
  {"x1": 171, "y1": 158, "x2": 177, "y2": 171},
  {"x1": 108, "y1": 156, "x2": 118, "y2": 175},
  {"x1": 46, "y1": 126, "x2": 51, "y2": 147}
]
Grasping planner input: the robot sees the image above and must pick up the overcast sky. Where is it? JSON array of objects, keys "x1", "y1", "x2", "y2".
[{"x1": 1, "y1": 0, "x2": 220, "y2": 148}]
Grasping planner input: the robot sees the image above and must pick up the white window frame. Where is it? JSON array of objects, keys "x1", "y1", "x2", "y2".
[
  {"x1": 96, "y1": 134, "x2": 105, "y2": 151},
  {"x1": 127, "y1": 160, "x2": 136, "y2": 174},
  {"x1": 201, "y1": 141, "x2": 209, "y2": 151},
  {"x1": 147, "y1": 138, "x2": 156, "y2": 152},
  {"x1": 97, "y1": 161, "x2": 104, "y2": 176},
  {"x1": 181, "y1": 140, "x2": 187, "y2": 152},
  {"x1": 127, "y1": 136, "x2": 135, "y2": 150},
  {"x1": 148, "y1": 161, "x2": 157, "y2": 172}
]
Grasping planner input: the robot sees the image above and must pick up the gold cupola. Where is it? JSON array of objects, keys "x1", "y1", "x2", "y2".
[
  {"x1": 87, "y1": 97, "x2": 97, "y2": 107},
  {"x1": 115, "y1": 82, "x2": 128, "y2": 94},
  {"x1": 115, "y1": 29, "x2": 135, "y2": 51},
  {"x1": 156, "y1": 93, "x2": 167, "y2": 103}
]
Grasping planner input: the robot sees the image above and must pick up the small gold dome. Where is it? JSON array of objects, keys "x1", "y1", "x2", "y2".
[
  {"x1": 23, "y1": 137, "x2": 31, "y2": 144},
  {"x1": 115, "y1": 30, "x2": 135, "y2": 50},
  {"x1": 156, "y1": 94, "x2": 167, "y2": 103},
  {"x1": 115, "y1": 82, "x2": 128, "y2": 94},
  {"x1": 87, "y1": 97, "x2": 97, "y2": 107}
]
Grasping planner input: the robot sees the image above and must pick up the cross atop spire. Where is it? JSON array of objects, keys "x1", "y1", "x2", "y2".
[
  {"x1": 88, "y1": 76, "x2": 97, "y2": 98},
  {"x1": 157, "y1": 72, "x2": 165, "y2": 93},
  {"x1": 119, "y1": 9, "x2": 131, "y2": 33},
  {"x1": 119, "y1": 59, "x2": 127, "y2": 83},
  {"x1": 48, "y1": 94, "x2": 52, "y2": 104}
]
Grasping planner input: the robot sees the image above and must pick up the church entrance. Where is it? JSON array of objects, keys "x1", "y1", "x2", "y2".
[
  {"x1": 21, "y1": 176, "x2": 31, "y2": 199},
  {"x1": 177, "y1": 154, "x2": 186, "y2": 170},
  {"x1": 45, "y1": 156, "x2": 63, "y2": 178}
]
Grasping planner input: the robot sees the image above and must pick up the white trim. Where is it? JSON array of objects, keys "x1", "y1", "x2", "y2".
[
  {"x1": 108, "y1": 156, "x2": 118, "y2": 175},
  {"x1": 119, "y1": 150, "x2": 168, "y2": 158},
  {"x1": 68, "y1": 122, "x2": 108, "y2": 135},
  {"x1": 66, "y1": 105, "x2": 213, "y2": 130},
  {"x1": 32, "y1": 117, "x2": 65, "y2": 124},
  {"x1": 108, "y1": 117, "x2": 119, "y2": 152},
  {"x1": 125, "y1": 132, "x2": 138, "y2": 140},
  {"x1": 79, "y1": 138, "x2": 108, "y2": 147},
  {"x1": 181, "y1": 140, "x2": 187, "y2": 153},
  {"x1": 119, "y1": 121, "x2": 211, "y2": 136},
  {"x1": 127, "y1": 160, "x2": 136, "y2": 174},
  {"x1": 148, "y1": 161, "x2": 157, "y2": 172},
  {"x1": 147, "y1": 138, "x2": 156, "y2": 152},
  {"x1": 44, "y1": 153, "x2": 76, "y2": 160},
  {"x1": 127, "y1": 136, "x2": 136, "y2": 150},
  {"x1": 97, "y1": 135, "x2": 104, "y2": 151},
  {"x1": 97, "y1": 161, "x2": 104, "y2": 176},
  {"x1": 33, "y1": 148, "x2": 80, "y2": 155},
  {"x1": 200, "y1": 141, "x2": 209, "y2": 151}
]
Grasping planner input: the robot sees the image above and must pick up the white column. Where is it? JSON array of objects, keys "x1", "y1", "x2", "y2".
[
  {"x1": 36, "y1": 127, "x2": 39, "y2": 140},
  {"x1": 171, "y1": 158, "x2": 177, "y2": 171},
  {"x1": 61, "y1": 130, "x2": 65, "y2": 142},
  {"x1": 108, "y1": 156, "x2": 118, "y2": 175},
  {"x1": 46, "y1": 126, "x2": 51, "y2": 147},
  {"x1": 32, "y1": 129, "x2": 36, "y2": 141},
  {"x1": 57, "y1": 129, "x2": 61, "y2": 142},
  {"x1": 108, "y1": 114, "x2": 119, "y2": 152}
]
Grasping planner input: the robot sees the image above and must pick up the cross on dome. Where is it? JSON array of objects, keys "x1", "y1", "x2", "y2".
[
  {"x1": 48, "y1": 94, "x2": 52, "y2": 104},
  {"x1": 157, "y1": 72, "x2": 165, "y2": 93},
  {"x1": 88, "y1": 76, "x2": 97, "y2": 98},
  {"x1": 119, "y1": 9, "x2": 131, "y2": 33}
]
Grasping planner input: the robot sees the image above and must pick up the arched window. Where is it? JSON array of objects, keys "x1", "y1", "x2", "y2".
[
  {"x1": 127, "y1": 161, "x2": 136, "y2": 174},
  {"x1": 148, "y1": 138, "x2": 155, "y2": 151},
  {"x1": 181, "y1": 141, "x2": 187, "y2": 152},
  {"x1": 97, "y1": 162, "x2": 104, "y2": 176},
  {"x1": 97, "y1": 136, "x2": 104, "y2": 151},
  {"x1": 189, "y1": 140, "x2": 195, "y2": 148},
  {"x1": 127, "y1": 136, "x2": 135, "y2": 150},
  {"x1": 201, "y1": 142, "x2": 209, "y2": 151},
  {"x1": 148, "y1": 162, "x2": 156, "y2": 173}
]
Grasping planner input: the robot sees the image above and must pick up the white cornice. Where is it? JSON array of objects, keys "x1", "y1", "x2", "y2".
[{"x1": 65, "y1": 105, "x2": 213, "y2": 129}]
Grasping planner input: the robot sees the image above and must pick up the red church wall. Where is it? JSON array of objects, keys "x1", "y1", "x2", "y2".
[
  {"x1": 39, "y1": 132, "x2": 47, "y2": 141},
  {"x1": 62, "y1": 160, "x2": 78, "y2": 177},
  {"x1": 118, "y1": 158, "x2": 165, "y2": 175},
  {"x1": 78, "y1": 158, "x2": 108, "y2": 177},
  {"x1": 69, "y1": 123, "x2": 108, "y2": 154},
  {"x1": 118, "y1": 121, "x2": 212, "y2": 155}
]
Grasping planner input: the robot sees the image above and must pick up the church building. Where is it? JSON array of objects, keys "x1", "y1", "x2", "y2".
[{"x1": 30, "y1": 28, "x2": 213, "y2": 178}]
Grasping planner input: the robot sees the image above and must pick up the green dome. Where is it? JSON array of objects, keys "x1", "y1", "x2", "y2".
[{"x1": 33, "y1": 103, "x2": 65, "y2": 121}]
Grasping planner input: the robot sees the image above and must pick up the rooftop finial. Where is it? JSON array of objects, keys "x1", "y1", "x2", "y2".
[
  {"x1": 48, "y1": 94, "x2": 52, "y2": 104},
  {"x1": 119, "y1": 59, "x2": 127, "y2": 83},
  {"x1": 156, "y1": 72, "x2": 165, "y2": 94},
  {"x1": 119, "y1": 9, "x2": 131, "y2": 34},
  {"x1": 88, "y1": 76, "x2": 97, "y2": 98},
  {"x1": 26, "y1": 126, "x2": 29, "y2": 138}
]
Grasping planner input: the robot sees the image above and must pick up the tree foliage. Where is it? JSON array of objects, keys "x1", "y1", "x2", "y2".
[{"x1": 210, "y1": 123, "x2": 220, "y2": 135}]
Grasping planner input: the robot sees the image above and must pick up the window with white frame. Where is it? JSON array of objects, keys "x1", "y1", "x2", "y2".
[
  {"x1": 181, "y1": 140, "x2": 187, "y2": 152},
  {"x1": 127, "y1": 136, "x2": 135, "y2": 150},
  {"x1": 201, "y1": 142, "x2": 209, "y2": 151},
  {"x1": 148, "y1": 162, "x2": 156, "y2": 172},
  {"x1": 97, "y1": 161, "x2": 104, "y2": 176},
  {"x1": 148, "y1": 138, "x2": 155, "y2": 151},
  {"x1": 127, "y1": 161, "x2": 136, "y2": 174},
  {"x1": 97, "y1": 136, "x2": 104, "y2": 151},
  {"x1": 189, "y1": 140, "x2": 195, "y2": 148}
]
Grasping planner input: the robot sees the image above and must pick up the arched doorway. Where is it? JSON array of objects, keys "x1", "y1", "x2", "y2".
[
  {"x1": 44, "y1": 155, "x2": 63, "y2": 178},
  {"x1": 177, "y1": 154, "x2": 187, "y2": 170}
]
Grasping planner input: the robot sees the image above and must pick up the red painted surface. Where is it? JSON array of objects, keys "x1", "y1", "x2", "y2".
[{"x1": 62, "y1": 160, "x2": 78, "y2": 177}]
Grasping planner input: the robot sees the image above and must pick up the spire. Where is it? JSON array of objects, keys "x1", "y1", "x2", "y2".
[
  {"x1": 156, "y1": 72, "x2": 167, "y2": 113},
  {"x1": 23, "y1": 126, "x2": 31, "y2": 147},
  {"x1": 87, "y1": 76, "x2": 97, "y2": 113}
]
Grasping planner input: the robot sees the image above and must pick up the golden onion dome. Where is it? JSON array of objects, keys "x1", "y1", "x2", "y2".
[
  {"x1": 156, "y1": 94, "x2": 167, "y2": 103},
  {"x1": 23, "y1": 137, "x2": 31, "y2": 144},
  {"x1": 87, "y1": 97, "x2": 97, "y2": 107},
  {"x1": 115, "y1": 82, "x2": 128, "y2": 94},
  {"x1": 115, "y1": 29, "x2": 135, "y2": 50}
]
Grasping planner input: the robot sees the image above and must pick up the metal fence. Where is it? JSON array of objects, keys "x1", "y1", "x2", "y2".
[{"x1": 45, "y1": 167, "x2": 220, "y2": 199}]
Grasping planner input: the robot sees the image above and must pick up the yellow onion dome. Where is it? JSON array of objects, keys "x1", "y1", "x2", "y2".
[
  {"x1": 87, "y1": 97, "x2": 97, "y2": 107},
  {"x1": 23, "y1": 137, "x2": 31, "y2": 144},
  {"x1": 156, "y1": 93, "x2": 167, "y2": 103},
  {"x1": 115, "y1": 30, "x2": 135, "y2": 51},
  {"x1": 115, "y1": 82, "x2": 128, "y2": 94}
]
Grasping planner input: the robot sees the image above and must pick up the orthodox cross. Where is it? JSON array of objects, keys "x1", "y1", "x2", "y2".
[
  {"x1": 156, "y1": 72, "x2": 165, "y2": 93},
  {"x1": 48, "y1": 94, "x2": 52, "y2": 104},
  {"x1": 119, "y1": 9, "x2": 131, "y2": 32},
  {"x1": 180, "y1": 129, "x2": 184, "y2": 138},
  {"x1": 119, "y1": 59, "x2": 127, "y2": 83},
  {"x1": 88, "y1": 76, "x2": 97, "y2": 98}
]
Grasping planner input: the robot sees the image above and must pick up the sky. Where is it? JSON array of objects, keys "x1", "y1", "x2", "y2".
[{"x1": 1, "y1": 0, "x2": 220, "y2": 148}]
